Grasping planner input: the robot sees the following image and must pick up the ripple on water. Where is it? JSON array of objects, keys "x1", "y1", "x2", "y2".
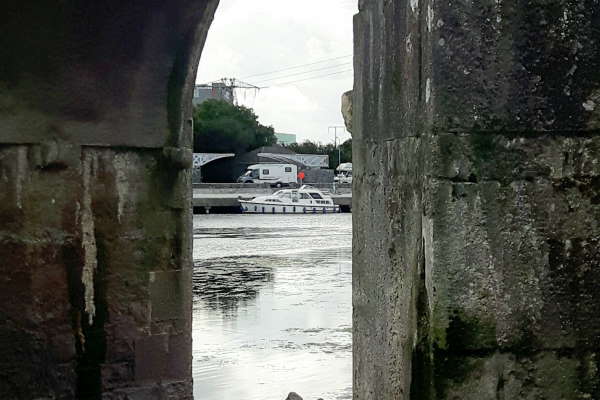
[{"x1": 192, "y1": 214, "x2": 352, "y2": 400}]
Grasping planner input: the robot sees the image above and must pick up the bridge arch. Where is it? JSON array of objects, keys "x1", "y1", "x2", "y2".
[{"x1": 0, "y1": 1, "x2": 219, "y2": 398}]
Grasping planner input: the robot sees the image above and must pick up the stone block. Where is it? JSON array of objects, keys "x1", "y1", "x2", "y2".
[
  {"x1": 437, "y1": 352, "x2": 586, "y2": 400},
  {"x1": 31, "y1": 140, "x2": 80, "y2": 170},
  {"x1": 134, "y1": 334, "x2": 169, "y2": 383},
  {"x1": 149, "y1": 269, "x2": 190, "y2": 322},
  {"x1": 428, "y1": 177, "x2": 600, "y2": 350},
  {"x1": 105, "y1": 381, "x2": 193, "y2": 400},
  {"x1": 106, "y1": 385, "x2": 161, "y2": 400},
  {"x1": 162, "y1": 380, "x2": 193, "y2": 400},
  {"x1": 166, "y1": 334, "x2": 192, "y2": 382},
  {"x1": 430, "y1": 133, "x2": 600, "y2": 184},
  {"x1": 429, "y1": 1, "x2": 600, "y2": 132},
  {"x1": 101, "y1": 361, "x2": 134, "y2": 390},
  {"x1": 134, "y1": 333, "x2": 191, "y2": 384},
  {"x1": 163, "y1": 147, "x2": 193, "y2": 170}
]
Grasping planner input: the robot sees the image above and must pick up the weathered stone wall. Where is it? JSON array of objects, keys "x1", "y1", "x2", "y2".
[
  {"x1": 353, "y1": 0, "x2": 600, "y2": 399},
  {"x1": 0, "y1": 1, "x2": 219, "y2": 398}
]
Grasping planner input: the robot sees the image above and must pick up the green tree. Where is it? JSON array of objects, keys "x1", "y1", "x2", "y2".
[
  {"x1": 288, "y1": 139, "x2": 352, "y2": 169},
  {"x1": 193, "y1": 100, "x2": 277, "y2": 153},
  {"x1": 339, "y1": 138, "x2": 352, "y2": 164},
  {"x1": 287, "y1": 140, "x2": 322, "y2": 155}
]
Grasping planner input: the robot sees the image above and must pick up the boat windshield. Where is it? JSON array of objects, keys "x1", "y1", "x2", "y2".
[{"x1": 272, "y1": 191, "x2": 293, "y2": 200}]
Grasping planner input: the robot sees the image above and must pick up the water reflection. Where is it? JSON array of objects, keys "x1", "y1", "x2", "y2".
[
  {"x1": 192, "y1": 214, "x2": 352, "y2": 400},
  {"x1": 193, "y1": 256, "x2": 274, "y2": 313}
]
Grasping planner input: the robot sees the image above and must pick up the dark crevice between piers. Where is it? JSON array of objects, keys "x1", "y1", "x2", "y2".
[
  {"x1": 66, "y1": 234, "x2": 108, "y2": 400},
  {"x1": 410, "y1": 239, "x2": 434, "y2": 400},
  {"x1": 79, "y1": 235, "x2": 108, "y2": 400}
]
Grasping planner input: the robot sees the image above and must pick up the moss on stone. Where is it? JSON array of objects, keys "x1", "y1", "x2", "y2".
[
  {"x1": 470, "y1": 133, "x2": 498, "y2": 163},
  {"x1": 392, "y1": 67, "x2": 403, "y2": 94},
  {"x1": 432, "y1": 311, "x2": 497, "y2": 398},
  {"x1": 469, "y1": 133, "x2": 527, "y2": 183},
  {"x1": 510, "y1": 325, "x2": 542, "y2": 356}
]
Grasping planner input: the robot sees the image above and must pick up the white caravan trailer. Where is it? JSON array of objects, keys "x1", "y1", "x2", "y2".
[{"x1": 237, "y1": 163, "x2": 298, "y2": 187}]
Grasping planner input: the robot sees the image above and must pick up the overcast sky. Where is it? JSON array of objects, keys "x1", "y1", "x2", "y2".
[{"x1": 196, "y1": 0, "x2": 357, "y2": 144}]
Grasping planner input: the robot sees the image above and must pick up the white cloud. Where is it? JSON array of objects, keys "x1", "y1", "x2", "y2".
[{"x1": 196, "y1": 0, "x2": 356, "y2": 144}]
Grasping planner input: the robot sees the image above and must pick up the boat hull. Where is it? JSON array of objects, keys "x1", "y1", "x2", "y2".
[{"x1": 239, "y1": 201, "x2": 341, "y2": 214}]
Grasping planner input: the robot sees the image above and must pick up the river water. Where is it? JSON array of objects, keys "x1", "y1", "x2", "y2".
[{"x1": 192, "y1": 213, "x2": 352, "y2": 400}]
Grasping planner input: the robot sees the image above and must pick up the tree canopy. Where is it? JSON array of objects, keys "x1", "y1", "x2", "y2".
[
  {"x1": 288, "y1": 139, "x2": 352, "y2": 169},
  {"x1": 193, "y1": 100, "x2": 277, "y2": 154}
]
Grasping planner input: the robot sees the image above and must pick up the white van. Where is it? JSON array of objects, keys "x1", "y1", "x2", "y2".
[
  {"x1": 334, "y1": 163, "x2": 353, "y2": 184},
  {"x1": 237, "y1": 163, "x2": 298, "y2": 187}
]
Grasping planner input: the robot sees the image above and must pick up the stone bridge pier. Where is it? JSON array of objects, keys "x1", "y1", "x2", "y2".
[
  {"x1": 0, "y1": 0, "x2": 599, "y2": 399},
  {"x1": 353, "y1": 0, "x2": 600, "y2": 399},
  {"x1": 0, "y1": 1, "x2": 219, "y2": 398}
]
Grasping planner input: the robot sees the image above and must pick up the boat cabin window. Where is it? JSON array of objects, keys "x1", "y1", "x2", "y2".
[
  {"x1": 285, "y1": 167, "x2": 292, "y2": 172},
  {"x1": 262, "y1": 169, "x2": 270, "y2": 175},
  {"x1": 274, "y1": 191, "x2": 292, "y2": 199},
  {"x1": 300, "y1": 193, "x2": 311, "y2": 199},
  {"x1": 309, "y1": 192, "x2": 323, "y2": 199}
]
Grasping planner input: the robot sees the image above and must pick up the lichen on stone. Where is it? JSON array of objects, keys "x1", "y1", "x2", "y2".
[
  {"x1": 15, "y1": 146, "x2": 27, "y2": 209},
  {"x1": 81, "y1": 152, "x2": 98, "y2": 326},
  {"x1": 114, "y1": 153, "x2": 129, "y2": 223}
]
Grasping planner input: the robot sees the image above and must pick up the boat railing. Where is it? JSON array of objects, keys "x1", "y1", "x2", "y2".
[{"x1": 298, "y1": 183, "x2": 351, "y2": 195}]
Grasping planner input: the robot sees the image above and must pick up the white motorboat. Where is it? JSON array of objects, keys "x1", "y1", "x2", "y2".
[{"x1": 239, "y1": 185, "x2": 341, "y2": 214}]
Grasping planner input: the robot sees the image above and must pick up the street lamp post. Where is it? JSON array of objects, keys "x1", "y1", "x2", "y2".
[{"x1": 329, "y1": 125, "x2": 346, "y2": 193}]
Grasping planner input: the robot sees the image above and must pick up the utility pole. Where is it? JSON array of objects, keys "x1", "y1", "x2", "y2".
[
  {"x1": 217, "y1": 78, "x2": 260, "y2": 105},
  {"x1": 329, "y1": 125, "x2": 345, "y2": 170}
]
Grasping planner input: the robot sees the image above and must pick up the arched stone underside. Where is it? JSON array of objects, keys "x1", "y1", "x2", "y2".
[
  {"x1": 0, "y1": 1, "x2": 220, "y2": 399},
  {"x1": 354, "y1": 1, "x2": 600, "y2": 399}
]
